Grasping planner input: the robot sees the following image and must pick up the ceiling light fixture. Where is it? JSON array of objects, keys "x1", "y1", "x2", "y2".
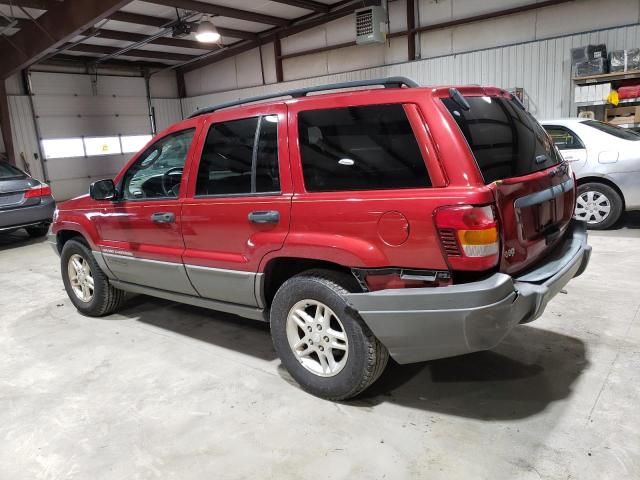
[{"x1": 195, "y1": 18, "x2": 220, "y2": 43}]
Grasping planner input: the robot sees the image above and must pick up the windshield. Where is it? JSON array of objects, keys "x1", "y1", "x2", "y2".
[
  {"x1": 442, "y1": 96, "x2": 562, "y2": 184},
  {"x1": 0, "y1": 161, "x2": 26, "y2": 179},
  {"x1": 582, "y1": 120, "x2": 640, "y2": 141}
]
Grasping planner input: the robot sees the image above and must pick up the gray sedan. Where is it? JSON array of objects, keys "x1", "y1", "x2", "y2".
[
  {"x1": 542, "y1": 119, "x2": 640, "y2": 229},
  {"x1": 0, "y1": 161, "x2": 55, "y2": 237}
]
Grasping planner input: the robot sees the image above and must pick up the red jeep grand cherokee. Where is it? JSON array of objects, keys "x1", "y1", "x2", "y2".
[{"x1": 50, "y1": 77, "x2": 591, "y2": 400}]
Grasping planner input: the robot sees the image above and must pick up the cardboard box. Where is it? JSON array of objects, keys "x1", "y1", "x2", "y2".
[{"x1": 605, "y1": 105, "x2": 640, "y2": 125}]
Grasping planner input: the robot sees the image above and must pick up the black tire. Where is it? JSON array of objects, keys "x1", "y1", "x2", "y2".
[
  {"x1": 270, "y1": 269, "x2": 389, "y2": 401},
  {"x1": 61, "y1": 239, "x2": 125, "y2": 316},
  {"x1": 25, "y1": 224, "x2": 49, "y2": 237},
  {"x1": 576, "y1": 182, "x2": 623, "y2": 230}
]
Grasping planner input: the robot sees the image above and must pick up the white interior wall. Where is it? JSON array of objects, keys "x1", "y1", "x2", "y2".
[
  {"x1": 182, "y1": 23, "x2": 640, "y2": 122},
  {"x1": 182, "y1": 0, "x2": 640, "y2": 119}
]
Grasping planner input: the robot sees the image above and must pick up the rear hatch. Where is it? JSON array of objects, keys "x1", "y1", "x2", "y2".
[{"x1": 442, "y1": 92, "x2": 574, "y2": 275}]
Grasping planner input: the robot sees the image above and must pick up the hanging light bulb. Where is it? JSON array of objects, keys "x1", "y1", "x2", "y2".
[{"x1": 195, "y1": 18, "x2": 220, "y2": 43}]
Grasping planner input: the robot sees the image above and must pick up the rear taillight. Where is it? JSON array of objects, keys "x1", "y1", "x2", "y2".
[
  {"x1": 24, "y1": 184, "x2": 52, "y2": 198},
  {"x1": 434, "y1": 205, "x2": 500, "y2": 271}
]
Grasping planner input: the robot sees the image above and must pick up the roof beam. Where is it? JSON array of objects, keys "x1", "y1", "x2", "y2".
[
  {"x1": 268, "y1": 0, "x2": 329, "y2": 13},
  {"x1": 108, "y1": 12, "x2": 257, "y2": 40},
  {"x1": 91, "y1": 28, "x2": 207, "y2": 49},
  {"x1": 64, "y1": 43, "x2": 195, "y2": 62},
  {"x1": 0, "y1": 0, "x2": 57, "y2": 9},
  {"x1": 0, "y1": 0, "x2": 132, "y2": 78},
  {"x1": 109, "y1": 11, "x2": 167, "y2": 27},
  {"x1": 146, "y1": 0, "x2": 290, "y2": 26},
  {"x1": 42, "y1": 53, "x2": 169, "y2": 70}
]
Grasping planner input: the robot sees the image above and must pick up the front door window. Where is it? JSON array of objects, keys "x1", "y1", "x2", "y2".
[{"x1": 121, "y1": 128, "x2": 195, "y2": 200}]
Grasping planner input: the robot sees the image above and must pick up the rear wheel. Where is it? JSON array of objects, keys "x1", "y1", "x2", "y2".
[
  {"x1": 61, "y1": 239, "x2": 125, "y2": 316},
  {"x1": 575, "y1": 182, "x2": 623, "y2": 230},
  {"x1": 270, "y1": 269, "x2": 389, "y2": 401},
  {"x1": 25, "y1": 224, "x2": 49, "y2": 237}
]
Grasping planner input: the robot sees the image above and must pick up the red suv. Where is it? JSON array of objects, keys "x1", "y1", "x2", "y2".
[{"x1": 50, "y1": 77, "x2": 591, "y2": 400}]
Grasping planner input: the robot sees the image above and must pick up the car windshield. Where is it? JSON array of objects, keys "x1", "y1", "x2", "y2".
[
  {"x1": 0, "y1": 161, "x2": 26, "y2": 179},
  {"x1": 583, "y1": 120, "x2": 640, "y2": 141}
]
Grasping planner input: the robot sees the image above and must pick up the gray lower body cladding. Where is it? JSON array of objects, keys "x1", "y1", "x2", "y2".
[
  {"x1": 344, "y1": 220, "x2": 591, "y2": 364},
  {"x1": 0, "y1": 197, "x2": 55, "y2": 231}
]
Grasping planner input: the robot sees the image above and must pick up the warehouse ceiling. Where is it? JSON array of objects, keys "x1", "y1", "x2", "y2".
[{"x1": 0, "y1": 0, "x2": 370, "y2": 74}]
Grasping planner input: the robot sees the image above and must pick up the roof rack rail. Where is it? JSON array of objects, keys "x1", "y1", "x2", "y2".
[{"x1": 188, "y1": 76, "x2": 419, "y2": 118}]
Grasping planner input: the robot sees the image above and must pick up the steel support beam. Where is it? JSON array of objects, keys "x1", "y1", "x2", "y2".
[
  {"x1": 146, "y1": 0, "x2": 290, "y2": 26},
  {"x1": 406, "y1": 0, "x2": 416, "y2": 61},
  {"x1": 268, "y1": 0, "x2": 329, "y2": 13},
  {"x1": 42, "y1": 54, "x2": 168, "y2": 70},
  {"x1": 64, "y1": 43, "x2": 195, "y2": 62},
  {"x1": 0, "y1": 0, "x2": 132, "y2": 78},
  {"x1": 0, "y1": 0, "x2": 57, "y2": 9},
  {"x1": 109, "y1": 12, "x2": 257, "y2": 40},
  {"x1": 273, "y1": 37, "x2": 283, "y2": 83},
  {"x1": 0, "y1": 79, "x2": 15, "y2": 165}
]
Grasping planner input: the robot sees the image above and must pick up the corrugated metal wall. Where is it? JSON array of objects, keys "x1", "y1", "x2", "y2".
[{"x1": 182, "y1": 23, "x2": 640, "y2": 121}]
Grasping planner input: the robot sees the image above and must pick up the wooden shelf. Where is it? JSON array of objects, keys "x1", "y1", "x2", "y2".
[
  {"x1": 576, "y1": 98, "x2": 640, "y2": 107},
  {"x1": 574, "y1": 70, "x2": 640, "y2": 85}
]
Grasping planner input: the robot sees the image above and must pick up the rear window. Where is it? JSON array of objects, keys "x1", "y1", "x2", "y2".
[
  {"x1": 442, "y1": 96, "x2": 562, "y2": 184},
  {"x1": 298, "y1": 104, "x2": 431, "y2": 192},
  {"x1": 583, "y1": 120, "x2": 640, "y2": 141},
  {"x1": 0, "y1": 161, "x2": 25, "y2": 179}
]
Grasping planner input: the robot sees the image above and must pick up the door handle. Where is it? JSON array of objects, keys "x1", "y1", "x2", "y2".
[
  {"x1": 151, "y1": 212, "x2": 175, "y2": 224},
  {"x1": 248, "y1": 210, "x2": 280, "y2": 224}
]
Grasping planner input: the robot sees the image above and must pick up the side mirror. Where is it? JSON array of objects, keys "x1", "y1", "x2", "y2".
[{"x1": 90, "y1": 179, "x2": 116, "y2": 201}]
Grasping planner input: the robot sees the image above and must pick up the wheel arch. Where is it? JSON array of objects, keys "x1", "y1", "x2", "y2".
[
  {"x1": 54, "y1": 228, "x2": 91, "y2": 254},
  {"x1": 261, "y1": 257, "x2": 360, "y2": 308}
]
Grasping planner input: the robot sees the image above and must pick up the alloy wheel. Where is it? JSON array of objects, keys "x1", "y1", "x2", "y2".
[
  {"x1": 67, "y1": 254, "x2": 94, "y2": 303},
  {"x1": 286, "y1": 299, "x2": 349, "y2": 377}
]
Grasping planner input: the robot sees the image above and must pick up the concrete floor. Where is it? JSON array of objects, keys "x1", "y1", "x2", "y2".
[{"x1": 1, "y1": 215, "x2": 639, "y2": 480}]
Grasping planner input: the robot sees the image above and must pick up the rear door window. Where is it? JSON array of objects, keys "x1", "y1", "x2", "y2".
[
  {"x1": 297, "y1": 104, "x2": 431, "y2": 192},
  {"x1": 442, "y1": 96, "x2": 562, "y2": 183},
  {"x1": 196, "y1": 115, "x2": 280, "y2": 196},
  {"x1": 544, "y1": 125, "x2": 585, "y2": 150}
]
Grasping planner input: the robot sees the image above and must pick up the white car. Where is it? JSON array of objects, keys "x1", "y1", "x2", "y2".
[{"x1": 542, "y1": 119, "x2": 640, "y2": 229}]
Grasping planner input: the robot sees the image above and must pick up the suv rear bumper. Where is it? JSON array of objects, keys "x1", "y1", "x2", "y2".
[{"x1": 345, "y1": 219, "x2": 591, "y2": 364}]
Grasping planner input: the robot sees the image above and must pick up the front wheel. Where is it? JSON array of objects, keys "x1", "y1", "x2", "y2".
[
  {"x1": 575, "y1": 182, "x2": 623, "y2": 230},
  {"x1": 61, "y1": 239, "x2": 125, "y2": 316},
  {"x1": 270, "y1": 269, "x2": 389, "y2": 401}
]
